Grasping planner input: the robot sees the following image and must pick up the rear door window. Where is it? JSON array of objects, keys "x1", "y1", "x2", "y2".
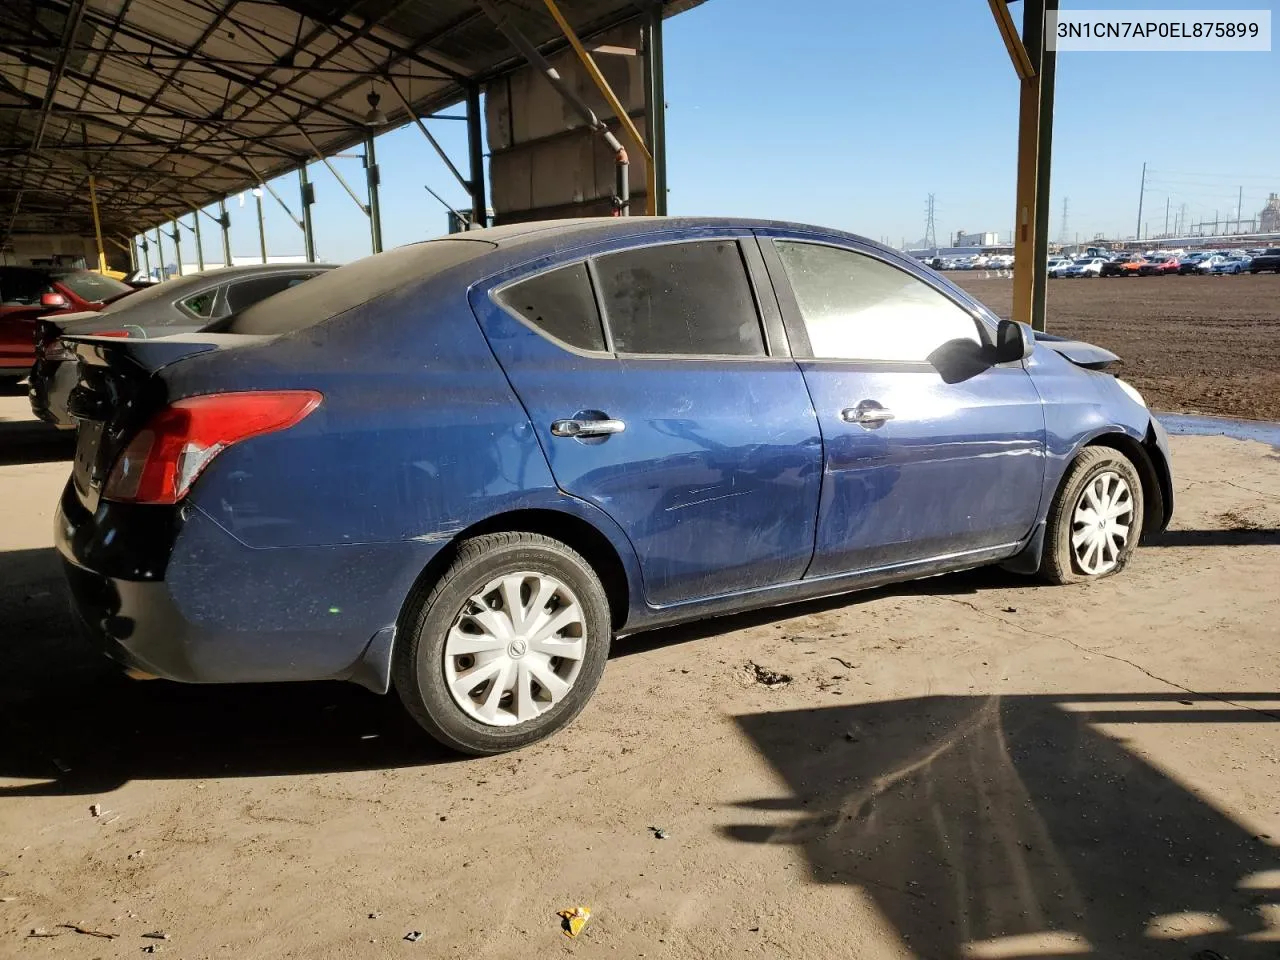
[
  {"x1": 495, "y1": 262, "x2": 605, "y2": 352},
  {"x1": 592, "y1": 240, "x2": 765, "y2": 357}
]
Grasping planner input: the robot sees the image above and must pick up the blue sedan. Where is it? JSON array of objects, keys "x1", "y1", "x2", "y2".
[{"x1": 57, "y1": 218, "x2": 1173, "y2": 754}]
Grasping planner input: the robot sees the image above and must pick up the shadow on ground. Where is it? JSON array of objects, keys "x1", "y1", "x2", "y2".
[
  {"x1": 2, "y1": 525, "x2": 1273, "y2": 797},
  {"x1": 0, "y1": 547, "x2": 458, "y2": 795},
  {"x1": 727, "y1": 694, "x2": 1280, "y2": 959},
  {"x1": 0, "y1": 418, "x2": 75, "y2": 466}
]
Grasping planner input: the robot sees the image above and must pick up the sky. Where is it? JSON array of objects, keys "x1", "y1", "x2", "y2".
[{"x1": 147, "y1": 0, "x2": 1279, "y2": 267}]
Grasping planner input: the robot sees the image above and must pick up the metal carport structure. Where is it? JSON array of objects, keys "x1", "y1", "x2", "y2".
[
  {"x1": 0, "y1": 0, "x2": 693, "y2": 266},
  {"x1": 2, "y1": 0, "x2": 1060, "y2": 329}
]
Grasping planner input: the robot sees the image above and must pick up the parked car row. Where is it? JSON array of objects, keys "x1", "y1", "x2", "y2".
[
  {"x1": 0, "y1": 263, "x2": 333, "y2": 411},
  {"x1": 921, "y1": 248, "x2": 1280, "y2": 279},
  {"x1": 926, "y1": 254, "x2": 1015, "y2": 271},
  {"x1": 31, "y1": 217, "x2": 1177, "y2": 756}
]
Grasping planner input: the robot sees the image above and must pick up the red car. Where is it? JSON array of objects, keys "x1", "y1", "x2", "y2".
[
  {"x1": 0, "y1": 267, "x2": 134, "y2": 386},
  {"x1": 1137, "y1": 256, "x2": 1179, "y2": 276}
]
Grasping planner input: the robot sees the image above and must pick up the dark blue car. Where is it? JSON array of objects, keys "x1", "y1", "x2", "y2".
[{"x1": 57, "y1": 218, "x2": 1173, "y2": 754}]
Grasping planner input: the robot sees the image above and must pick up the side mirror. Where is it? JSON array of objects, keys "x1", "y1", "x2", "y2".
[
  {"x1": 995, "y1": 319, "x2": 1034, "y2": 363},
  {"x1": 40, "y1": 292, "x2": 69, "y2": 309}
]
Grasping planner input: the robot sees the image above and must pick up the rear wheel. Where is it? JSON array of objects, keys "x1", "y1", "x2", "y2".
[
  {"x1": 392, "y1": 532, "x2": 612, "y2": 755},
  {"x1": 1041, "y1": 447, "x2": 1145, "y2": 585}
]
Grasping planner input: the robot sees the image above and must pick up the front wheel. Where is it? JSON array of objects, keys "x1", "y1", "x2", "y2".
[
  {"x1": 1041, "y1": 447, "x2": 1145, "y2": 585},
  {"x1": 393, "y1": 532, "x2": 612, "y2": 755}
]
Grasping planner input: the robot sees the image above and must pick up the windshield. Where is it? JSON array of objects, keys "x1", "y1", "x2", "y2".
[
  {"x1": 52, "y1": 271, "x2": 132, "y2": 304},
  {"x1": 98, "y1": 270, "x2": 232, "y2": 314},
  {"x1": 223, "y1": 239, "x2": 493, "y2": 336}
]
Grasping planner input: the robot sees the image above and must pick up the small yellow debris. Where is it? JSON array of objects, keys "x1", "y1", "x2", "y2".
[{"x1": 557, "y1": 905, "x2": 591, "y2": 939}]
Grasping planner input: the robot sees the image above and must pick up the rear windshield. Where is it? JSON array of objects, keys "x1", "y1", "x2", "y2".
[
  {"x1": 54, "y1": 271, "x2": 132, "y2": 303},
  {"x1": 98, "y1": 270, "x2": 223, "y2": 314},
  {"x1": 223, "y1": 239, "x2": 495, "y2": 336}
]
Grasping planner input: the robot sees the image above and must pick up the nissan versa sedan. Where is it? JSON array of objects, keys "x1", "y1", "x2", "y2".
[{"x1": 56, "y1": 218, "x2": 1173, "y2": 755}]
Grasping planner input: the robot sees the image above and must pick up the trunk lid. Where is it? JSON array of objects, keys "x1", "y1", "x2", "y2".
[{"x1": 63, "y1": 333, "x2": 253, "y2": 511}]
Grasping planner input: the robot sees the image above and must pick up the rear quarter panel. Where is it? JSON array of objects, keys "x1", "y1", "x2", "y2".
[{"x1": 156, "y1": 263, "x2": 647, "y2": 659}]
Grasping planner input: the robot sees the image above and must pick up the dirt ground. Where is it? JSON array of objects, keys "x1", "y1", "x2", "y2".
[
  {"x1": 953, "y1": 272, "x2": 1280, "y2": 422},
  {"x1": 1, "y1": 394, "x2": 1278, "y2": 959}
]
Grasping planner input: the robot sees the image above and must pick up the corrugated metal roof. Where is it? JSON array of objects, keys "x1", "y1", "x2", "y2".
[{"x1": 0, "y1": 0, "x2": 700, "y2": 241}]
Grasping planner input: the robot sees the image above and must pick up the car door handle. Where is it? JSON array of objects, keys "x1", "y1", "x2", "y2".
[
  {"x1": 841, "y1": 403, "x2": 895, "y2": 426},
  {"x1": 550, "y1": 417, "x2": 626, "y2": 438}
]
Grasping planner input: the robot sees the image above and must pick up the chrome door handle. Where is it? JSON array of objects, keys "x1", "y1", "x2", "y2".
[
  {"x1": 841, "y1": 403, "x2": 895, "y2": 426},
  {"x1": 550, "y1": 418, "x2": 626, "y2": 438}
]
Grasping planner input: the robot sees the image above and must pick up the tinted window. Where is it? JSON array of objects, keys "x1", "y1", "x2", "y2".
[
  {"x1": 225, "y1": 274, "x2": 308, "y2": 313},
  {"x1": 53, "y1": 271, "x2": 131, "y2": 303},
  {"x1": 594, "y1": 240, "x2": 764, "y2": 357},
  {"x1": 496, "y1": 262, "x2": 605, "y2": 351},
  {"x1": 0, "y1": 268, "x2": 49, "y2": 305},
  {"x1": 775, "y1": 241, "x2": 981, "y2": 362},
  {"x1": 181, "y1": 289, "x2": 218, "y2": 318}
]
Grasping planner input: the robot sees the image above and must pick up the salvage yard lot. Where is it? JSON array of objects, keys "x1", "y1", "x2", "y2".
[
  {"x1": 955, "y1": 272, "x2": 1280, "y2": 421},
  {"x1": 0, "y1": 393, "x2": 1277, "y2": 958}
]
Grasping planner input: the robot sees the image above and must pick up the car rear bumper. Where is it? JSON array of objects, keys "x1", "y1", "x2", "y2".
[{"x1": 55, "y1": 481, "x2": 435, "y2": 689}]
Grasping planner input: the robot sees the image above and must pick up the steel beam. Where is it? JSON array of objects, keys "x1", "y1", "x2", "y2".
[
  {"x1": 218, "y1": 198, "x2": 232, "y2": 266},
  {"x1": 382, "y1": 73, "x2": 471, "y2": 193},
  {"x1": 192, "y1": 209, "x2": 205, "y2": 270},
  {"x1": 642, "y1": 4, "x2": 667, "y2": 216},
  {"x1": 255, "y1": 189, "x2": 267, "y2": 263},
  {"x1": 299, "y1": 165, "x2": 316, "y2": 262},
  {"x1": 541, "y1": 0, "x2": 653, "y2": 215},
  {"x1": 365, "y1": 136, "x2": 383, "y2": 254},
  {"x1": 2, "y1": 0, "x2": 88, "y2": 245},
  {"x1": 1030, "y1": 3, "x2": 1057, "y2": 332},
  {"x1": 170, "y1": 218, "x2": 183, "y2": 276},
  {"x1": 1009, "y1": 0, "x2": 1054, "y2": 331},
  {"x1": 153, "y1": 227, "x2": 165, "y2": 279},
  {"x1": 466, "y1": 83, "x2": 486, "y2": 227},
  {"x1": 87, "y1": 175, "x2": 108, "y2": 273}
]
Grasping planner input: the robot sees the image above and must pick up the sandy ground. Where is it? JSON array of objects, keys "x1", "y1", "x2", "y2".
[
  {"x1": 0, "y1": 393, "x2": 1277, "y2": 959},
  {"x1": 953, "y1": 272, "x2": 1280, "y2": 422},
  {"x1": 4, "y1": 269, "x2": 1274, "y2": 423}
]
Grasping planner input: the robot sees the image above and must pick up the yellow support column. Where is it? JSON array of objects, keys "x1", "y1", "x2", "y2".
[
  {"x1": 1011, "y1": 73, "x2": 1042, "y2": 327},
  {"x1": 87, "y1": 174, "x2": 108, "y2": 274},
  {"x1": 542, "y1": 0, "x2": 657, "y2": 215}
]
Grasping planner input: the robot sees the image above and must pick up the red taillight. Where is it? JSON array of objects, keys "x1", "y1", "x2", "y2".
[{"x1": 104, "y1": 391, "x2": 322, "y2": 505}]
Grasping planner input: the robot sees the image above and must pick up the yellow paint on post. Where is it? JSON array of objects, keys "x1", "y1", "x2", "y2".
[
  {"x1": 87, "y1": 174, "x2": 108, "y2": 274},
  {"x1": 541, "y1": 0, "x2": 656, "y2": 216}
]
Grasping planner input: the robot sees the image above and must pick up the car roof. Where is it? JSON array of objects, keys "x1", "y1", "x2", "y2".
[{"x1": 448, "y1": 216, "x2": 874, "y2": 250}]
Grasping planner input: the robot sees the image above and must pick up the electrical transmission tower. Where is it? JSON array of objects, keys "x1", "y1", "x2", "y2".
[
  {"x1": 924, "y1": 194, "x2": 937, "y2": 249},
  {"x1": 1059, "y1": 197, "x2": 1070, "y2": 245}
]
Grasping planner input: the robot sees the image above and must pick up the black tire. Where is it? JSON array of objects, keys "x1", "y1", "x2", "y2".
[
  {"x1": 1041, "y1": 447, "x2": 1145, "y2": 585},
  {"x1": 392, "y1": 531, "x2": 612, "y2": 755}
]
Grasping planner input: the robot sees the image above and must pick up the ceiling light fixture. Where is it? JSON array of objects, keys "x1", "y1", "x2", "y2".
[{"x1": 364, "y1": 84, "x2": 387, "y2": 127}]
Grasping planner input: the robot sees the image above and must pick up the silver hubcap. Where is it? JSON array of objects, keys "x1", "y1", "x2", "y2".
[
  {"x1": 444, "y1": 572, "x2": 586, "y2": 727},
  {"x1": 1071, "y1": 471, "x2": 1134, "y2": 575}
]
